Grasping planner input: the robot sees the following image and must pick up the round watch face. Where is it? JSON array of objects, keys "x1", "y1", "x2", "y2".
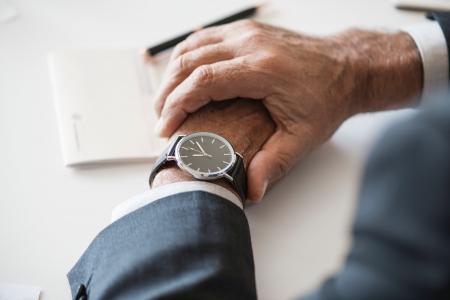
[{"x1": 175, "y1": 132, "x2": 236, "y2": 180}]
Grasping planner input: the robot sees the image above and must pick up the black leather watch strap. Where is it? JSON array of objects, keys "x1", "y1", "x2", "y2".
[
  {"x1": 227, "y1": 154, "x2": 247, "y2": 201},
  {"x1": 148, "y1": 135, "x2": 184, "y2": 187}
]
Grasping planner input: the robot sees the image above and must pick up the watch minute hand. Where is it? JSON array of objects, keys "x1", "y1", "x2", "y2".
[{"x1": 196, "y1": 141, "x2": 207, "y2": 154}]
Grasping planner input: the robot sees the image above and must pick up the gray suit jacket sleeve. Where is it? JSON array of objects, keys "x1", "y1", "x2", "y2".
[
  {"x1": 69, "y1": 101, "x2": 449, "y2": 300},
  {"x1": 68, "y1": 193, "x2": 257, "y2": 300},
  {"x1": 304, "y1": 100, "x2": 450, "y2": 300}
]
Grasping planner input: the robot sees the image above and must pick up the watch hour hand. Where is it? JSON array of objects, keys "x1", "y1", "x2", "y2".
[{"x1": 189, "y1": 147, "x2": 203, "y2": 153}]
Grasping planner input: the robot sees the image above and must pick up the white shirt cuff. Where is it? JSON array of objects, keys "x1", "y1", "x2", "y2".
[
  {"x1": 402, "y1": 22, "x2": 449, "y2": 104},
  {"x1": 111, "y1": 181, "x2": 243, "y2": 223}
]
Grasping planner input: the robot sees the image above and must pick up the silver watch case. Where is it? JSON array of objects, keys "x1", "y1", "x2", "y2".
[{"x1": 169, "y1": 132, "x2": 238, "y2": 182}]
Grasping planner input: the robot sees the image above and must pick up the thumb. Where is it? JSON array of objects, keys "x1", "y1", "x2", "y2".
[{"x1": 246, "y1": 129, "x2": 308, "y2": 202}]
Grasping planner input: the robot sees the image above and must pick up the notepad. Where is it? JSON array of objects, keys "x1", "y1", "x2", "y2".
[
  {"x1": 0, "y1": 282, "x2": 41, "y2": 300},
  {"x1": 48, "y1": 49, "x2": 170, "y2": 166}
]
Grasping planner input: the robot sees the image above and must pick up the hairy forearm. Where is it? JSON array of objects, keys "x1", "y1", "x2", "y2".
[{"x1": 338, "y1": 30, "x2": 423, "y2": 114}]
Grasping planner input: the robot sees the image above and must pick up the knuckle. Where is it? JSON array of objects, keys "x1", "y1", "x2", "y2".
[
  {"x1": 237, "y1": 19, "x2": 259, "y2": 29},
  {"x1": 186, "y1": 30, "x2": 199, "y2": 40},
  {"x1": 243, "y1": 30, "x2": 265, "y2": 45},
  {"x1": 172, "y1": 41, "x2": 189, "y2": 57},
  {"x1": 173, "y1": 54, "x2": 189, "y2": 74},
  {"x1": 274, "y1": 153, "x2": 291, "y2": 178},
  {"x1": 165, "y1": 94, "x2": 181, "y2": 112},
  {"x1": 192, "y1": 65, "x2": 214, "y2": 86},
  {"x1": 185, "y1": 31, "x2": 201, "y2": 44},
  {"x1": 257, "y1": 52, "x2": 278, "y2": 69}
]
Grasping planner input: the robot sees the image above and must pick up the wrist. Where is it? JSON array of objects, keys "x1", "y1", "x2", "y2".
[
  {"x1": 152, "y1": 164, "x2": 239, "y2": 198},
  {"x1": 152, "y1": 100, "x2": 274, "y2": 194},
  {"x1": 152, "y1": 164, "x2": 193, "y2": 187},
  {"x1": 338, "y1": 30, "x2": 423, "y2": 115}
]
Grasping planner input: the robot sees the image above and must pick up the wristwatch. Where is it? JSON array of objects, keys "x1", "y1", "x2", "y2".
[{"x1": 148, "y1": 132, "x2": 247, "y2": 201}]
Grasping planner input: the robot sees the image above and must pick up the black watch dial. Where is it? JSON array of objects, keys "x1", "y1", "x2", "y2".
[{"x1": 175, "y1": 132, "x2": 236, "y2": 179}]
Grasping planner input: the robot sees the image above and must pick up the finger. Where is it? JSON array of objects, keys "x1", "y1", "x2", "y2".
[
  {"x1": 170, "y1": 26, "x2": 226, "y2": 61},
  {"x1": 155, "y1": 20, "x2": 262, "y2": 116},
  {"x1": 246, "y1": 129, "x2": 310, "y2": 202},
  {"x1": 169, "y1": 20, "x2": 252, "y2": 60},
  {"x1": 157, "y1": 58, "x2": 268, "y2": 137},
  {"x1": 154, "y1": 43, "x2": 235, "y2": 116}
]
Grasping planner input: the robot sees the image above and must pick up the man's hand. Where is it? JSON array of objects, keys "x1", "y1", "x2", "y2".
[{"x1": 154, "y1": 20, "x2": 422, "y2": 201}]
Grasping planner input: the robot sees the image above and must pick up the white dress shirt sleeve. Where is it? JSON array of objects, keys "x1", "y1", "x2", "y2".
[
  {"x1": 111, "y1": 181, "x2": 242, "y2": 223},
  {"x1": 402, "y1": 21, "x2": 449, "y2": 103}
]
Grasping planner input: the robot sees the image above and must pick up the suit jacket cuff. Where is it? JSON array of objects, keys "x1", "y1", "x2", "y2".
[{"x1": 68, "y1": 191, "x2": 256, "y2": 299}]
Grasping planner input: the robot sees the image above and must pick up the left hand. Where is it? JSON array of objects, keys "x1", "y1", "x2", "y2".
[{"x1": 152, "y1": 99, "x2": 275, "y2": 201}]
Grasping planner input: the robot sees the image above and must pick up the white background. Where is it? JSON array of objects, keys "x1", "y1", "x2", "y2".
[{"x1": 0, "y1": 0, "x2": 423, "y2": 299}]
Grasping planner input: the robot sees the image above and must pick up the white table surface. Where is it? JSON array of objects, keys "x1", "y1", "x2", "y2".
[{"x1": 0, "y1": 0, "x2": 424, "y2": 299}]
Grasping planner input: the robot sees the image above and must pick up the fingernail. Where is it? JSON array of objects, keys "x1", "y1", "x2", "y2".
[
  {"x1": 262, "y1": 179, "x2": 269, "y2": 194},
  {"x1": 258, "y1": 179, "x2": 269, "y2": 202},
  {"x1": 155, "y1": 118, "x2": 164, "y2": 136}
]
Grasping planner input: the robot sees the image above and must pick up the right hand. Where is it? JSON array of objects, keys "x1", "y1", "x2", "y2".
[{"x1": 154, "y1": 21, "x2": 422, "y2": 202}]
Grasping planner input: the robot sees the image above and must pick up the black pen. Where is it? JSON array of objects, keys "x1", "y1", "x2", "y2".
[
  {"x1": 393, "y1": 0, "x2": 450, "y2": 13},
  {"x1": 146, "y1": 5, "x2": 264, "y2": 57}
]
